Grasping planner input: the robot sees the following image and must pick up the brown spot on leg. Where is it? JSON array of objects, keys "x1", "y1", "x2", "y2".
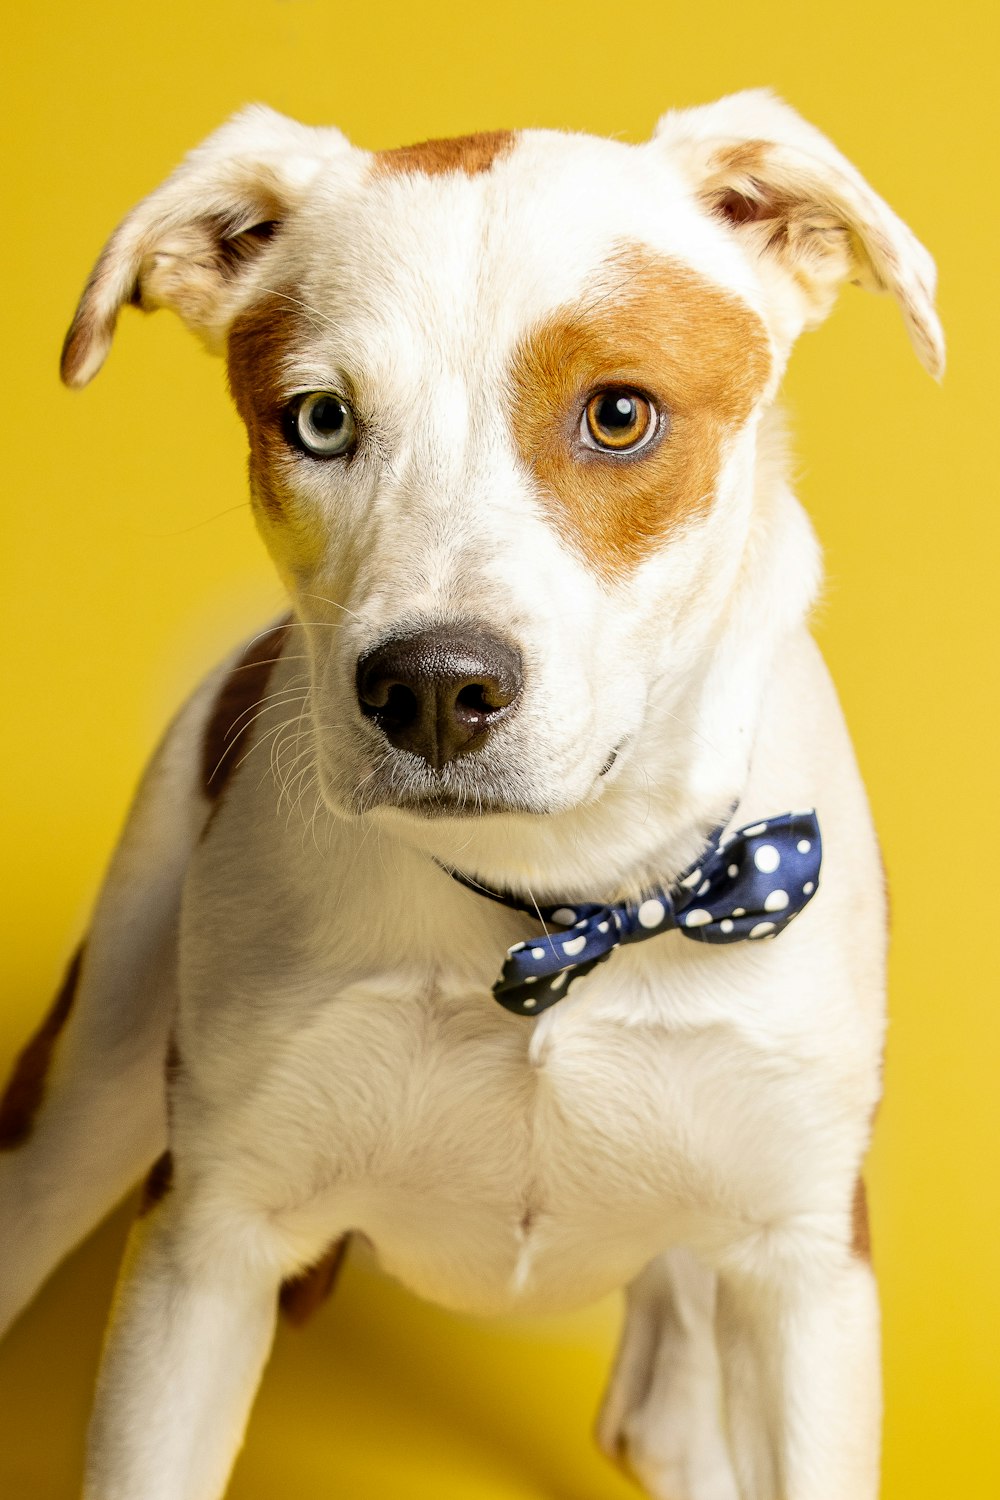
[
  {"x1": 279, "y1": 1237, "x2": 350, "y2": 1327},
  {"x1": 851, "y1": 1176, "x2": 871, "y2": 1261},
  {"x1": 138, "y1": 1150, "x2": 174, "y2": 1216},
  {"x1": 0, "y1": 945, "x2": 85, "y2": 1149},
  {"x1": 372, "y1": 131, "x2": 514, "y2": 179},
  {"x1": 201, "y1": 620, "x2": 292, "y2": 802},
  {"x1": 508, "y1": 246, "x2": 771, "y2": 580}
]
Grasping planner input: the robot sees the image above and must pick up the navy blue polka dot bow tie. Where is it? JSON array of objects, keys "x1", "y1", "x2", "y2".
[{"x1": 450, "y1": 810, "x2": 822, "y2": 1016}]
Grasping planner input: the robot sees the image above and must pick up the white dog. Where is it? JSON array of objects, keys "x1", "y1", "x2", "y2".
[{"x1": 0, "y1": 91, "x2": 942, "y2": 1500}]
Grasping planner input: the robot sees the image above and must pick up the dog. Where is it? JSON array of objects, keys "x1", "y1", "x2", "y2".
[{"x1": 0, "y1": 90, "x2": 942, "y2": 1500}]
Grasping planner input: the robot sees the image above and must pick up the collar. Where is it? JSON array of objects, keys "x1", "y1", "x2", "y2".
[{"x1": 447, "y1": 809, "x2": 822, "y2": 1015}]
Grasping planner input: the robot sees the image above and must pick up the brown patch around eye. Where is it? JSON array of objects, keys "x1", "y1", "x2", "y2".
[
  {"x1": 0, "y1": 945, "x2": 85, "y2": 1149},
  {"x1": 508, "y1": 248, "x2": 771, "y2": 580},
  {"x1": 373, "y1": 131, "x2": 515, "y2": 179},
  {"x1": 227, "y1": 294, "x2": 303, "y2": 522},
  {"x1": 201, "y1": 619, "x2": 292, "y2": 803}
]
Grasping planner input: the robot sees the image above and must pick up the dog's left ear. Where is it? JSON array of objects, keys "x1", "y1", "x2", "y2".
[
  {"x1": 655, "y1": 90, "x2": 944, "y2": 378},
  {"x1": 61, "y1": 106, "x2": 352, "y2": 388}
]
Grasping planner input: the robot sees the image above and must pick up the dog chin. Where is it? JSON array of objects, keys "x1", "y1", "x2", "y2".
[{"x1": 318, "y1": 751, "x2": 552, "y2": 821}]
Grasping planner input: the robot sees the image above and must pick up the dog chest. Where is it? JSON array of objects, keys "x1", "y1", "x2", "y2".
[{"x1": 225, "y1": 978, "x2": 823, "y2": 1316}]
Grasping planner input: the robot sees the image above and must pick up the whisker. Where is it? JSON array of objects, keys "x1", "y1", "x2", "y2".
[{"x1": 257, "y1": 285, "x2": 340, "y2": 334}]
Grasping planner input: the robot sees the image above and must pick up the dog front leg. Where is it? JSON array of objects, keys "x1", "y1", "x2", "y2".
[
  {"x1": 83, "y1": 1185, "x2": 286, "y2": 1500},
  {"x1": 715, "y1": 1225, "x2": 881, "y2": 1500},
  {"x1": 596, "y1": 1247, "x2": 740, "y2": 1500}
]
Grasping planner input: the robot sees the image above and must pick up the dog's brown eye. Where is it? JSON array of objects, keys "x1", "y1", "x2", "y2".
[
  {"x1": 582, "y1": 389, "x2": 657, "y2": 453},
  {"x1": 287, "y1": 392, "x2": 357, "y2": 458}
]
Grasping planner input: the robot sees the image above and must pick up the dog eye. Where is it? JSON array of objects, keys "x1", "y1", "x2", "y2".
[
  {"x1": 581, "y1": 389, "x2": 657, "y2": 453},
  {"x1": 286, "y1": 392, "x2": 357, "y2": 458}
]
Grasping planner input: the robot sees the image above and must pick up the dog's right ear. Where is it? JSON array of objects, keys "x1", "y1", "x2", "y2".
[{"x1": 61, "y1": 106, "x2": 351, "y2": 388}]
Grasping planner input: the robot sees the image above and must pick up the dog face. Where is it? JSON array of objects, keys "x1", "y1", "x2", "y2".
[{"x1": 63, "y1": 94, "x2": 942, "y2": 864}]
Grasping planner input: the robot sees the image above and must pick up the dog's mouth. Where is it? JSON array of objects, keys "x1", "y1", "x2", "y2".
[
  {"x1": 378, "y1": 786, "x2": 542, "y2": 820},
  {"x1": 338, "y1": 733, "x2": 631, "y2": 821}
]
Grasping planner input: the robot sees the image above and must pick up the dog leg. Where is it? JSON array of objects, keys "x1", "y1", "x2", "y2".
[
  {"x1": 83, "y1": 1184, "x2": 284, "y2": 1500},
  {"x1": 0, "y1": 683, "x2": 214, "y2": 1337},
  {"x1": 715, "y1": 1223, "x2": 881, "y2": 1500},
  {"x1": 597, "y1": 1248, "x2": 740, "y2": 1500}
]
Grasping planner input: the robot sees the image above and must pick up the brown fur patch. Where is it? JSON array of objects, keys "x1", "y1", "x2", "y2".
[
  {"x1": 228, "y1": 294, "x2": 345, "y2": 581},
  {"x1": 138, "y1": 1150, "x2": 174, "y2": 1216},
  {"x1": 279, "y1": 1237, "x2": 349, "y2": 1326},
  {"x1": 0, "y1": 946, "x2": 85, "y2": 1149},
  {"x1": 201, "y1": 620, "x2": 292, "y2": 801},
  {"x1": 227, "y1": 295, "x2": 303, "y2": 524},
  {"x1": 851, "y1": 1176, "x2": 872, "y2": 1260},
  {"x1": 373, "y1": 131, "x2": 514, "y2": 179},
  {"x1": 508, "y1": 248, "x2": 771, "y2": 579}
]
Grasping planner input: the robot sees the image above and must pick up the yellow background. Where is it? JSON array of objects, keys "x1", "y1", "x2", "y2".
[{"x1": 2, "y1": 1, "x2": 997, "y2": 1495}]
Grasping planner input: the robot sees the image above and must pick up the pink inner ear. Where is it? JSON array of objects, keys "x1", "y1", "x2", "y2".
[{"x1": 714, "y1": 187, "x2": 772, "y2": 226}]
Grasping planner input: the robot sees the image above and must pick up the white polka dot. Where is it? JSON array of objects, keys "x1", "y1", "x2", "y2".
[
  {"x1": 720, "y1": 918, "x2": 734, "y2": 933},
  {"x1": 638, "y1": 898, "x2": 666, "y2": 928},
  {"x1": 732, "y1": 907, "x2": 746, "y2": 917},
  {"x1": 803, "y1": 881, "x2": 815, "y2": 895},
  {"x1": 764, "y1": 889, "x2": 789, "y2": 912},
  {"x1": 509, "y1": 942, "x2": 525, "y2": 953},
  {"x1": 727, "y1": 863, "x2": 739, "y2": 878},
  {"x1": 743, "y1": 822, "x2": 768, "y2": 836},
  {"x1": 754, "y1": 844, "x2": 780, "y2": 874},
  {"x1": 680, "y1": 868, "x2": 702, "y2": 889},
  {"x1": 598, "y1": 921, "x2": 610, "y2": 934},
  {"x1": 550, "y1": 972, "x2": 568, "y2": 990},
  {"x1": 797, "y1": 839, "x2": 811, "y2": 853},
  {"x1": 523, "y1": 997, "x2": 537, "y2": 1009},
  {"x1": 697, "y1": 880, "x2": 711, "y2": 896},
  {"x1": 749, "y1": 921, "x2": 775, "y2": 938},
  {"x1": 524, "y1": 975, "x2": 537, "y2": 984},
  {"x1": 562, "y1": 935, "x2": 587, "y2": 956},
  {"x1": 684, "y1": 909, "x2": 712, "y2": 928},
  {"x1": 552, "y1": 908, "x2": 577, "y2": 925},
  {"x1": 531, "y1": 947, "x2": 545, "y2": 960}
]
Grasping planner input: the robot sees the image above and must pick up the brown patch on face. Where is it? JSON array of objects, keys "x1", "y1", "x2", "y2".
[
  {"x1": 508, "y1": 247, "x2": 771, "y2": 579},
  {"x1": 0, "y1": 945, "x2": 85, "y2": 1149},
  {"x1": 138, "y1": 1150, "x2": 174, "y2": 1216},
  {"x1": 227, "y1": 295, "x2": 303, "y2": 524},
  {"x1": 279, "y1": 1237, "x2": 349, "y2": 1326},
  {"x1": 372, "y1": 131, "x2": 514, "y2": 179},
  {"x1": 851, "y1": 1176, "x2": 872, "y2": 1261},
  {"x1": 201, "y1": 619, "x2": 292, "y2": 802}
]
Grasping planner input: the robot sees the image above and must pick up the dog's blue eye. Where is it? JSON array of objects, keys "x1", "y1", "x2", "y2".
[{"x1": 288, "y1": 392, "x2": 356, "y2": 458}]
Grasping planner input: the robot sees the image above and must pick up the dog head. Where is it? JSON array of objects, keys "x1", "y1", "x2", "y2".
[{"x1": 63, "y1": 93, "x2": 942, "y2": 889}]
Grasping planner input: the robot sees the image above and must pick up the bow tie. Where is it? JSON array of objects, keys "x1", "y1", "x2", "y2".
[{"x1": 450, "y1": 810, "x2": 822, "y2": 1016}]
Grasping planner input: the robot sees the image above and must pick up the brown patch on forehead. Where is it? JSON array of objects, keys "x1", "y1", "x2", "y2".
[
  {"x1": 509, "y1": 247, "x2": 771, "y2": 579},
  {"x1": 373, "y1": 130, "x2": 514, "y2": 179},
  {"x1": 0, "y1": 945, "x2": 85, "y2": 1149}
]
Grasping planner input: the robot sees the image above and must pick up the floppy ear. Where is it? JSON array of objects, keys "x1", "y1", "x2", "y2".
[
  {"x1": 655, "y1": 89, "x2": 944, "y2": 378},
  {"x1": 61, "y1": 106, "x2": 352, "y2": 388}
]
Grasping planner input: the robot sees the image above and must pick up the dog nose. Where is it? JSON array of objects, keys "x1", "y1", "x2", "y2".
[{"x1": 356, "y1": 625, "x2": 523, "y2": 770}]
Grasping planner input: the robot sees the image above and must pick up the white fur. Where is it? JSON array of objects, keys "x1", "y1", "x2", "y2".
[{"x1": 2, "y1": 92, "x2": 941, "y2": 1500}]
